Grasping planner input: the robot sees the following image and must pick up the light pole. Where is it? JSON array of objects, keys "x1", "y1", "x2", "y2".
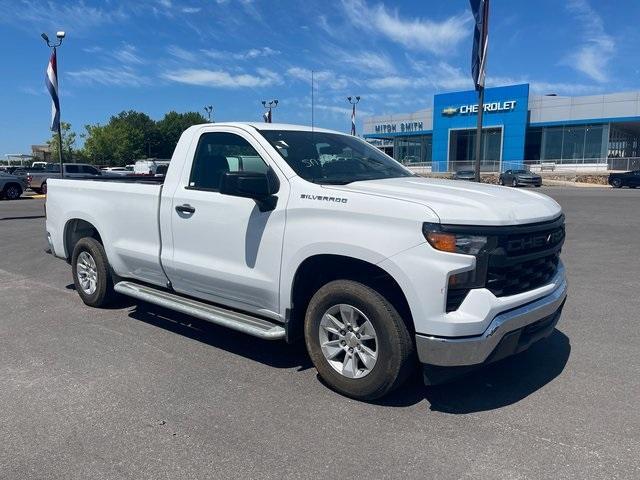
[
  {"x1": 261, "y1": 99, "x2": 278, "y2": 123},
  {"x1": 41, "y1": 31, "x2": 65, "y2": 177},
  {"x1": 204, "y1": 105, "x2": 213, "y2": 122},
  {"x1": 347, "y1": 96, "x2": 360, "y2": 135}
]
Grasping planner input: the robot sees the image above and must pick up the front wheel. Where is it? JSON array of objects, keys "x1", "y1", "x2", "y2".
[
  {"x1": 71, "y1": 237, "x2": 115, "y2": 307},
  {"x1": 498, "y1": 177, "x2": 504, "y2": 186},
  {"x1": 41, "y1": 182, "x2": 47, "y2": 195},
  {"x1": 511, "y1": 178, "x2": 518, "y2": 187},
  {"x1": 611, "y1": 178, "x2": 622, "y2": 188},
  {"x1": 304, "y1": 280, "x2": 415, "y2": 400}
]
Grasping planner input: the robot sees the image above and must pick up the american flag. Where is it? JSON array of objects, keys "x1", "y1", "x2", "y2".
[
  {"x1": 470, "y1": 0, "x2": 489, "y2": 89},
  {"x1": 350, "y1": 103, "x2": 356, "y2": 136},
  {"x1": 45, "y1": 49, "x2": 60, "y2": 131}
]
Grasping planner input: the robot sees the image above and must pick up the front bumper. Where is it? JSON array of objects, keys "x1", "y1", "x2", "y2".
[
  {"x1": 415, "y1": 274, "x2": 567, "y2": 368},
  {"x1": 516, "y1": 177, "x2": 542, "y2": 186}
]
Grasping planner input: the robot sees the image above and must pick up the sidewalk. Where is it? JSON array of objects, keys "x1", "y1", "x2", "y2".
[{"x1": 543, "y1": 178, "x2": 610, "y2": 188}]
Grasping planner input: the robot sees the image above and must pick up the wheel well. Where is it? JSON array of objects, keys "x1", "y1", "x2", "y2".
[
  {"x1": 64, "y1": 219, "x2": 103, "y2": 260},
  {"x1": 287, "y1": 254, "x2": 414, "y2": 343}
]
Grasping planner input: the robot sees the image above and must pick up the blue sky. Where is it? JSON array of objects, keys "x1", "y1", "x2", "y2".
[{"x1": 0, "y1": 0, "x2": 639, "y2": 155}]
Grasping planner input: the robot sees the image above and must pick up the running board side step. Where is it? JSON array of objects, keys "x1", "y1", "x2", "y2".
[{"x1": 114, "y1": 281, "x2": 285, "y2": 340}]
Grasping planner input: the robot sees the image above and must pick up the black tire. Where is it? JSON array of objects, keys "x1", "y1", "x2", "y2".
[
  {"x1": 71, "y1": 237, "x2": 115, "y2": 307},
  {"x1": 511, "y1": 178, "x2": 518, "y2": 187},
  {"x1": 498, "y1": 177, "x2": 504, "y2": 186},
  {"x1": 32, "y1": 188, "x2": 43, "y2": 195},
  {"x1": 304, "y1": 280, "x2": 415, "y2": 400},
  {"x1": 3, "y1": 183, "x2": 22, "y2": 200},
  {"x1": 611, "y1": 178, "x2": 622, "y2": 188},
  {"x1": 41, "y1": 182, "x2": 47, "y2": 195}
]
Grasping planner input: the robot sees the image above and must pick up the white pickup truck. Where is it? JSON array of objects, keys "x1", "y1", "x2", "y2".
[{"x1": 45, "y1": 122, "x2": 567, "y2": 399}]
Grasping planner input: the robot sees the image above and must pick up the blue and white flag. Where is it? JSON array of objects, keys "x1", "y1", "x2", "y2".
[
  {"x1": 470, "y1": 0, "x2": 489, "y2": 89},
  {"x1": 350, "y1": 104, "x2": 356, "y2": 136},
  {"x1": 45, "y1": 49, "x2": 60, "y2": 131}
]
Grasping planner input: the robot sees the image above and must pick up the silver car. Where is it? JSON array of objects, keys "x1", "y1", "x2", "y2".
[
  {"x1": 0, "y1": 171, "x2": 28, "y2": 200},
  {"x1": 27, "y1": 163, "x2": 104, "y2": 194}
]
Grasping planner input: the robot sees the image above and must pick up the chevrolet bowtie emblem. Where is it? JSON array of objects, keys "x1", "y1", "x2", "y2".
[{"x1": 442, "y1": 106, "x2": 457, "y2": 115}]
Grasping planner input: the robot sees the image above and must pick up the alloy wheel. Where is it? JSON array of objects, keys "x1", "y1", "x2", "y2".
[
  {"x1": 76, "y1": 251, "x2": 98, "y2": 295},
  {"x1": 318, "y1": 304, "x2": 378, "y2": 379}
]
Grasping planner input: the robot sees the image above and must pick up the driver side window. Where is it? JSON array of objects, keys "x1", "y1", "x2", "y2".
[{"x1": 189, "y1": 132, "x2": 269, "y2": 191}]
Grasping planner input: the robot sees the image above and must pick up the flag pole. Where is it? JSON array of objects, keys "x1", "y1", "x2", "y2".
[
  {"x1": 474, "y1": 85, "x2": 484, "y2": 182},
  {"x1": 54, "y1": 47, "x2": 64, "y2": 178}
]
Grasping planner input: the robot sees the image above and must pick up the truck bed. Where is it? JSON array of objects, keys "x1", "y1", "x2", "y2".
[{"x1": 46, "y1": 177, "x2": 168, "y2": 287}]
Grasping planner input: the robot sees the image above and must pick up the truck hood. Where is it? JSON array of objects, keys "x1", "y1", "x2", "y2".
[{"x1": 332, "y1": 177, "x2": 562, "y2": 226}]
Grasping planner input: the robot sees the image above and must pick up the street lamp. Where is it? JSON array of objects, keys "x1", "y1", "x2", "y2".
[
  {"x1": 42, "y1": 31, "x2": 66, "y2": 177},
  {"x1": 347, "y1": 96, "x2": 360, "y2": 136},
  {"x1": 261, "y1": 99, "x2": 278, "y2": 123},
  {"x1": 204, "y1": 105, "x2": 213, "y2": 122}
]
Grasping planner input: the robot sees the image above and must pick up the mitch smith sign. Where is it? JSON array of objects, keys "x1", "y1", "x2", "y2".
[
  {"x1": 442, "y1": 100, "x2": 517, "y2": 116},
  {"x1": 374, "y1": 121, "x2": 424, "y2": 134}
]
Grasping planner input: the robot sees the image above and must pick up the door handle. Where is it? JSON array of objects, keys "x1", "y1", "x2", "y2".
[{"x1": 175, "y1": 204, "x2": 196, "y2": 214}]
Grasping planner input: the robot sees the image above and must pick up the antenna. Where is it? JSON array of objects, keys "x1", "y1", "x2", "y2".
[{"x1": 311, "y1": 69, "x2": 314, "y2": 132}]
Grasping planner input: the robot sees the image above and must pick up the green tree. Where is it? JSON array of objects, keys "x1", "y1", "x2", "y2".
[
  {"x1": 47, "y1": 122, "x2": 76, "y2": 162},
  {"x1": 82, "y1": 111, "x2": 156, "y2": 166},
  {"x1": 155, "y1": 111, "x2": 207, "y2": 158}
]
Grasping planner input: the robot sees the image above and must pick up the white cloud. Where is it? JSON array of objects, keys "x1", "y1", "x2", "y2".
[
  {"x1": 341, "y1": 0, "x2": 471, "y2": 55},
  {"x1": 330, "y1": 48, "x2": 395, "y2": 75},
  {"x1": 0, "y1": 0, "x2": 128, "y2": 35},
  {"x1": 286, "y1": 67, "x2": 350, "y2": 90},
  {"x1": 182, "y1": 7, "x2": 201, "y2": 14},
  {"x1": 112, "y1": 44, "x2": 145, "y2": 65},
  {"x1": 563, "y1": 0, "x2": 614, "y2": 83},
  {"x1": 167, "y1": 45, "x2": 197, "y2": 62},
  {"x1": 163, "y1": 68, "x2": 282, "y2": 88},
  {"x1": 67, "y1": 67, "x2": 149, "y2": 87},
  {"x1": 201, "y1": 47, "x2": 280, "y2": 60}
]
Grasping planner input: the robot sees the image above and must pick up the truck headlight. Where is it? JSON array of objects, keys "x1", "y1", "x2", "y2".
[
  {"x1": 423, "y1": 223, "x2": 496, "y2": 309},
  {"x1": 422, "y1": 224, "x2": 488, "y2": 255}
]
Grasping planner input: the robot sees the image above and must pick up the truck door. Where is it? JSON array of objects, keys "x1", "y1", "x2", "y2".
[{"x1": 162, "y1": 128, "x2": 288, "y2": 319}]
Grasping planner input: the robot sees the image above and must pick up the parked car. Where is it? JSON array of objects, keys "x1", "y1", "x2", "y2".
[
  {"x1": 45, "y1": 122, "x2": 567, "y2": 400},
  {"x1": 499, "y1": 169, "x2": 542, "y2": 187},
  {"x1": 0, "y1": 171, "x2": 28, "y2": 200},
  {"x1": 101, "y1": 166, "x2": 131, "y2": 176},
  {"x1": 133, "y1": 159, "x2": 170, "y2": 175},
  {"x1": 608, "y1": 170, "x2": 640, "y2": 188},
  {"x1": 453, "y1": 170, "x2": 476, "y2": 181},
  {"x1": 27, "y1": 163, "x2": 105, "y2": 194}
]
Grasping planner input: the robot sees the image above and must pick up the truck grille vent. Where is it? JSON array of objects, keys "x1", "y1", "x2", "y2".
[{"x1": 486, "y1": 252, "x2": 560, "y2": 297}]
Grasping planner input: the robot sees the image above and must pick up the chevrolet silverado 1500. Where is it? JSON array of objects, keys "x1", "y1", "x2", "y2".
[{"x1": 45, "y1": 123, "x2": 567, "y2": 399}]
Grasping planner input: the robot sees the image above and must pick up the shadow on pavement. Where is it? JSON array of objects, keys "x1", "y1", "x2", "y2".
[
  {"x1": 128, "y1": 302, "x2": 314, "y2": 371},
  {"x1": 377, "y1": 329, "x2": 571, "y2": 413},
  {"x1": 125, "y1": 300, "x2": 569, "y2": 409}
]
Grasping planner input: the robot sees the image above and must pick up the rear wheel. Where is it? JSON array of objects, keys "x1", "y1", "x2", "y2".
[
  {"x1": 3, "y1": 184, "x2": 22, "y2": 200},
  {"x1": 71, "y1": 237, "x2": 115, "y2": 307},
  {"x1": 304, "y1": 280, "x2": 415, "y2": 400},
  {"x1": 611, "y1": 178, "x2": 623, "y2": 188},
  {"x1": 41, "y1": 182, "x2": 47, "y2": 195}
]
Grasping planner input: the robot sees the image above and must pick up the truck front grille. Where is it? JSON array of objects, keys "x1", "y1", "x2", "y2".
[
  {"x1": 486, "y1": 252, "x2": 560, "y2": 297},
  {"x1": 444, "y1": 216, "x2": 565, "y2": 311}
]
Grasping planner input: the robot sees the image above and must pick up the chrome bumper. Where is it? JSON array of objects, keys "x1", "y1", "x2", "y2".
[{"x1": 416, "y1": 277, "x2": 568, "y2": 367}]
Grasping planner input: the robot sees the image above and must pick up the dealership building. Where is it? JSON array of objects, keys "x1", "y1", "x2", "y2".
[{"x1": 363, "y1": 83, "x2": 640, "y2": 171}]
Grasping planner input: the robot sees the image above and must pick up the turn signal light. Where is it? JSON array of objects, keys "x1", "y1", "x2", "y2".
[{"x1": 425, "y1": 232, "x2": 457, "y2": 253}]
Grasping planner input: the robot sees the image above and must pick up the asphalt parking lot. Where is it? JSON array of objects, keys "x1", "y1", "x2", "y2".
[{"x1": 1, "y1": 187, "x2": 639, "y2": 479}]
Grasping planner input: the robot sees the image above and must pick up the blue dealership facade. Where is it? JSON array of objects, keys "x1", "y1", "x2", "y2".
[{"x1": 363, "y1": 83, "x2": 640, "y2": 172}]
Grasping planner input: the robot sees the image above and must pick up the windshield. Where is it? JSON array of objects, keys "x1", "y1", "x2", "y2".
[{"x1": 260, "y1": 130, "x2": 413, "y2": 185}]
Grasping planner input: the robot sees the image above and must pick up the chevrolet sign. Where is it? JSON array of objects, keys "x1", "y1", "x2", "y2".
[{"x1": 442, "y1": 100, "x2": 517, "y2": 116}]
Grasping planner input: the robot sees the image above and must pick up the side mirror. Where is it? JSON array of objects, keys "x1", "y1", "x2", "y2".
[{"x1": 219, "y1": 170, "x2": 279, "y2": 200}]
